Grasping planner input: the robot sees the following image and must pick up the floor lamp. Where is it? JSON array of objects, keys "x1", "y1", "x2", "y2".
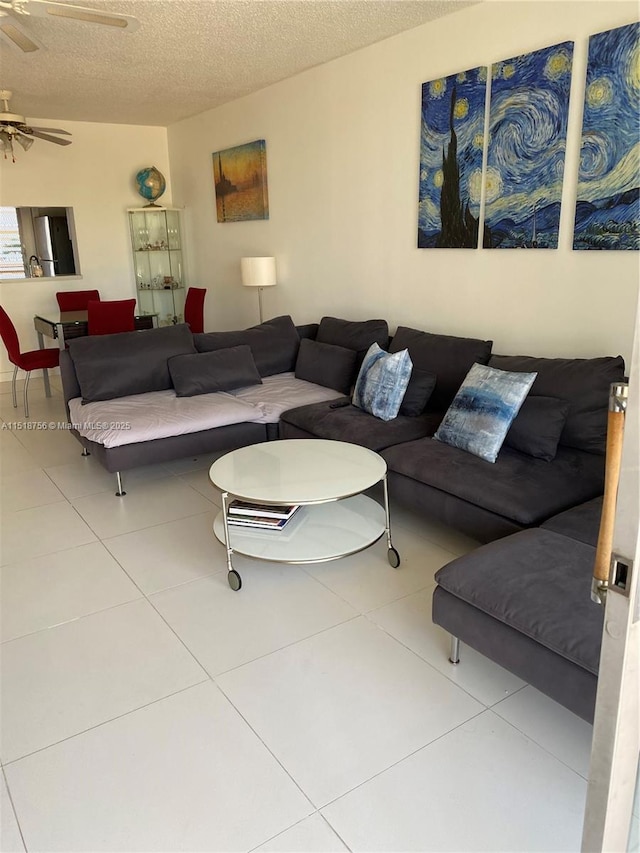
[{"x1": 241, "y1": 257, "x2": 277, "y2": 323}]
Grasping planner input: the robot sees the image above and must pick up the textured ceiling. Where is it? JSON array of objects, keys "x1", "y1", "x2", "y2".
[{"x1": 0, "y1": 0, "x2": 479, "y2": 126}]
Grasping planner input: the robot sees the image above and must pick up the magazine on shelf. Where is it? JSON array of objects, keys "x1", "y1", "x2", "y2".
[
  {"x1": 227, "y1": 505, "x2": 302, "y2": 530},
  {"x1": 228, "y1": 509, "x2": 307, "y2": 542},
  {"x1": 227, "y1": 500, "x2": 300, "y2": 520}
]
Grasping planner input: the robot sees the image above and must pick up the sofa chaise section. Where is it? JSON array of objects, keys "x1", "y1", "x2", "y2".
[{"x1": 432, "y1": 497, "x2": 605, "y2": 722}]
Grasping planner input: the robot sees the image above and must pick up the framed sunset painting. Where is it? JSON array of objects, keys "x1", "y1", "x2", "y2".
[{"x1": 212, "y1": 139, "x2": 269, "y2": 223}]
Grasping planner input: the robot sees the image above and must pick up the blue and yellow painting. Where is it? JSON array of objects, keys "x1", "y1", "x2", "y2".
[
  {"x1": 212, "y1": 139, "x2": 269, "y2": 223},
  {"x1": 417, "y1": 67, "x2": 488, "y2": 248},
  {"x1": 484, "y1": 42, "x2": 574, "y2": 249},
  {"x1": 573, "y1": 23, "x2": 640, "y2": 250}
]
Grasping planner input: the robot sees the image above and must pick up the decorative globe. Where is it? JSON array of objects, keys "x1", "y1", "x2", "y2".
[{"x1": 135, "y1": 166, "x2": 166, "y2": 206}]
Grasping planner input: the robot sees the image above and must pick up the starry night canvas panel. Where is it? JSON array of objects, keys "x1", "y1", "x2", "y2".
[
  {"x1": 417, "y1": 67, "x2": 488, "y2": 248},
  {"x1": 484, "y1": 42, "x2": 574, "y2": 249},
  {"x1": 573, "y1": 23, "x2": 640, "y2": 250}
]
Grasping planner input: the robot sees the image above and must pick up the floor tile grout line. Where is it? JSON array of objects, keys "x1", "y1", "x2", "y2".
[
  {"x1": 0, "y1": 593, "x2": 147, "y2": 646},
  {"x1": 246, "y1": 811, "x2": 354, "y2": 853},
  {"x1": 361, "y1": 610, "x2": 505, "y2": 711},
  {"x1": 67, "y1": 487, "x2": 217, "y2": 541},
  {"x1": 213, "y1": 679, "x2": 318, "y2": 814},
  {"x1": 209, "y1": 612, "x2": 362, "y2": 680},
  {"x1": 483, "y1": 707, "x2": 591, "y2": 787},
  {"x1": 100, "y1": 508, "x2": 215, "y2": 551},
  {"x1": 1, "y1": 765, "x2": 28, "y2": 852},
  {"x1": 490, "y1": 692, "x2": 593, "y2": 781},
  {"x1": 317, "y1": 705, "x2": 490, "y2": 814},
  {"x1": 1, "y1": 679, "x2": 211, "y2": 768}
]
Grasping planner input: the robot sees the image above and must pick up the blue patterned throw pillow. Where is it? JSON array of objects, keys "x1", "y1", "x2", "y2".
[
  {"x1": 352, "y1": 343, "x2": 413, "y2": 421},
  {"x1": 434, "y1": 363, "x2": 537, "y2": 463}
]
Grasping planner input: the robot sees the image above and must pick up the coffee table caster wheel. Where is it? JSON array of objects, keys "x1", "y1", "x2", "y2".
[
  {"x1": 228, "y1": 570, "x2": 242, "y2": 591},
  {"x1": 388, "y1": 547, "x2": 400, "y2": 568}
]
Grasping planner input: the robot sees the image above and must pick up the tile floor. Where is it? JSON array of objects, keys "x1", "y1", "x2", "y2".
[{"x1": 0, "y1": 378, "x2": 635, "y2": 852}]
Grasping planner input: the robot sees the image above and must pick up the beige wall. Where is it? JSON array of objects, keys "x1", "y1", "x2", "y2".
[
  {"x1": 0, "y1": 120, "x2": 170, "y2": 378},
  {"x1": 169, "y1": 0, "x2": 639, "y2": 367}
]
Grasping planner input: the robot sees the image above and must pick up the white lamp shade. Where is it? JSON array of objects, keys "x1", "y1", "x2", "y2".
[{"x1": 241, "y1": 256, "x2": 277, "y2": 288}]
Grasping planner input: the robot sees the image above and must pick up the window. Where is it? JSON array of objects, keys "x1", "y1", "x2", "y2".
[{"x1": 0, "y1": 206, "x2": 25, "y2": 279}]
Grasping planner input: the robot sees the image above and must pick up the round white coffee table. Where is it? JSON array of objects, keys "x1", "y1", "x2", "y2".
[{"x1": 209, "y1": 439, "x2": 400, "y2": 590}]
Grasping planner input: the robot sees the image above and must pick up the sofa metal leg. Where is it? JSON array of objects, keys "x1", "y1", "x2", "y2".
[
  {"x1": 81, "y1": 447, "x2": 91, "y2": 457},
  {"x1": 449, "y1": 636, "x2": 460, "y2": 665},
  {"x1": 115, "y1": 471, "x2": 126, "y2": 497}
]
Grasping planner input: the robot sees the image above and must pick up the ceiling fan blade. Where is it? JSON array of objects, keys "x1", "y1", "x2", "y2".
[
  {"x1": 24, "y1": 0, "x2": 139, "y2": 31},
  {"x1": 28, "y1": 126, "x2": 72, "y2": 134},
  {"x1": 0, "y1": 14, "x2": 41, "y2": 51},
  {"x1": 28, "y1": 129, "x2": 72, "y2": 145}
]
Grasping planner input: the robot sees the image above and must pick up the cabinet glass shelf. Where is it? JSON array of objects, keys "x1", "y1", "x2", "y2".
[{"x1": 128, "y1": 207, "x2": 186, "y2": 326}]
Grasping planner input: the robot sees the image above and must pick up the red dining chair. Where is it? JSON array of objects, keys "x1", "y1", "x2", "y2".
[
  {"x1": 0, "y1": 305, "x2": 60, "y2": 418},
  {"x1": 87, "y1": 299, "x2": 136, "y2": 336},
  {"x1": 184, "y1": 287, "x2": 206, "y2": 333},
  {"x1": 56, "y1": 290, "x2": 101, "y2": 312}
]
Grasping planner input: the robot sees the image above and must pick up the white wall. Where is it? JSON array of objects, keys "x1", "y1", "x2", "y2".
[
  {"x1": 168, "y1": 0, "x2": 639, "y2": 368},
  {"x1": 0, "y1": 120, "x2": 170, "y2": 377}
]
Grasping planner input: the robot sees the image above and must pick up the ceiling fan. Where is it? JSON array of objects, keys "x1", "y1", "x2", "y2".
[
  {"x1": 0, "y1": 88, "x2": 71, "y2": 160},
  {"x1": 0, "y1": 0, "x2": 138, "y2": 53}
]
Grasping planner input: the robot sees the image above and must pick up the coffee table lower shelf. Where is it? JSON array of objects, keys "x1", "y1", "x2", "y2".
[{"x1": 213, "y1": 494, "x2": 392, "y2": 589}]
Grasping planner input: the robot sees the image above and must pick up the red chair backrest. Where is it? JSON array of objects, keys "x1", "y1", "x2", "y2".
[
  {"x1": 0, "y1": 305, "x2": 21, "y2": 362},
  {"x1": 87, "y1": 299, "x2": 136, "y2": 336},
  {"x1": 184, "y1": 287, "x2": 206, "y2": 334},
  {"x1": 56, "y1": 290, "x2": 101, "y2": 312}
]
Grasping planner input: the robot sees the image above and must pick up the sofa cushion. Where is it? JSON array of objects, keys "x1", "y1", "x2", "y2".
[
  {"x1": 294, "y1": 338, "x2": 357, "y2": 394},
  {"x1": 434, "y1": 528, "x2": 603, "y2": 675},
  {"x1": 434, "y1": 364, "x2": 536, "y2": 463},
  {"x1": 68, "y1": 324, "x2": 196, "y2": 403},
  {"x1": 316, "y1": 316, "x2": 389, "y2": 364},
  {"x1": 540, "y1": 496, "x2": 603, "y2": 548},
  {"x1": 194, "y1": 315, "x2": 300, "y2": 376},
  {"x1": 400, "y1": 367, "x2": 437, "y2": 416},
  {"x1": 382, "y1": 438, "x2": 605, "y2": 526},
  {"x1": 169, "y1": 346, "x2": 262, "y2": 397},
  {"x1": 389, "y1": 326, "x2": 493, "y2": 411},
  {"x1": 489, "y1": 354, "x2": 625, "y2": 454},
  {"x1": 352, "y1": 343, "x2": 413, "y2": 421},
  {"x1": 504, "y1": 395, "x2": 570, "y2": 461},
  {"x1": 280, "y1": 399, "x2": 439, "y2": 451},
  {"x1": 296, "y1": 322, "x2": 319, "y2": 341},
  {"x1": 229, "y1": 372, "x2": 343, "y2": 423},
  {"x1": 68, "y1": 389, "x2": 262, "y2": 448}
]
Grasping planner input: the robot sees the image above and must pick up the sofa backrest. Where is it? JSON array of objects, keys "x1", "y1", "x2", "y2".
[
  {"x1": 390, "y1": 326, "x2": 493, "y2": 411},
  {"x1": 296, "y1": 323, "x2": 319, "y2": 341},
  {"x1": 194, "y1": 315, "x2": 300, "y2": 377},
  {"x1": 67, "y1": 323, "x2": 196, "y2": 403},
  {"x1": 489, "y1": 354, "x2": 626, "y2": 455}
]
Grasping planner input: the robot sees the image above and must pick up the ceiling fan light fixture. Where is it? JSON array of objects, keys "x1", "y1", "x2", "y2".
[
  {"x1": 0, "y1": 128, "x2": 15, "y2": 161},
  {"x1": 14, "y1": 131, "x2": 33, "y2": 150}
]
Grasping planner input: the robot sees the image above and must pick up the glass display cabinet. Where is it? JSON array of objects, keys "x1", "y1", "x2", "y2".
[{"x1": 128, "y1": 207, "x2": 186, "y2": 326}]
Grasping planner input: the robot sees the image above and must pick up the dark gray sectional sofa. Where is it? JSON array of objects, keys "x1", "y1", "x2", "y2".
[{"x1": 59, "y1": 312, "x2": 623, "y2": 719}]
